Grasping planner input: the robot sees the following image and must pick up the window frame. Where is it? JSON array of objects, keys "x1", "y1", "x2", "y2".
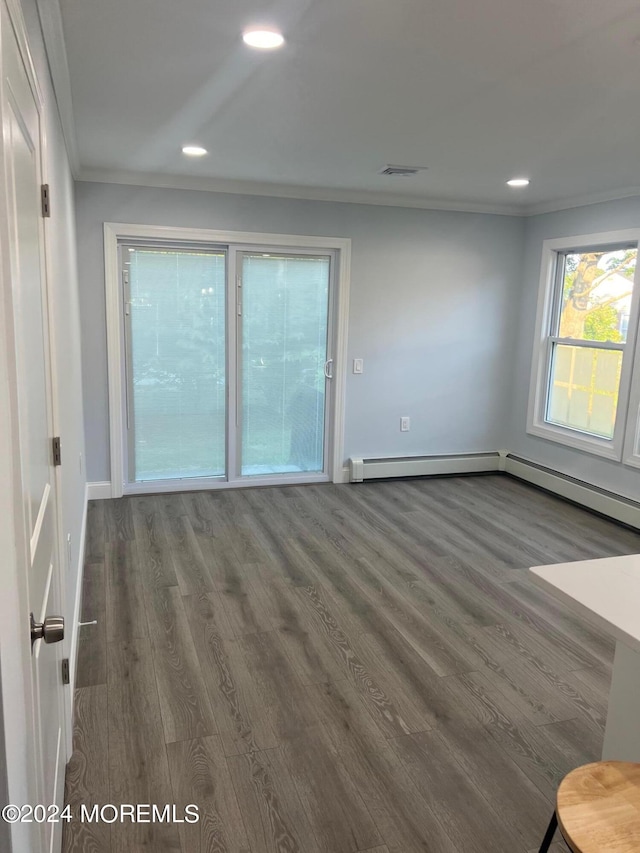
[
  {"x1": 527, "y1": 229, "x2": 640, "y2": 461},
  {"x1": 104, "y1": 222, "x2": 351, "y2": 498},
  {"x1": 622, "y1": 317, "x2": 640, "y2": 469}
]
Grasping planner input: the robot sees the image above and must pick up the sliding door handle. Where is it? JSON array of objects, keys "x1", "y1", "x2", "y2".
[{"x1": 324, "y1": 359, "x2": 334, "y2": 379}]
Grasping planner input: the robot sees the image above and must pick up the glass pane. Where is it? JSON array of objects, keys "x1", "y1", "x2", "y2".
[
  {"x1": 558, "y1": 247, "x2": 636, "y2": 343},
  {"x1": 546, "y1": 344, "x2": 623, "y2": 438},
  {"x1": 128, "y1": 247, "x2": 226, "y2": 481},
  {"x1": 241, "y1": 254, "x2": 330, "y2": 476}
]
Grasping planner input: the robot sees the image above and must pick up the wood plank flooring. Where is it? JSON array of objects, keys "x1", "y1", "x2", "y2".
[{"x1": 63, "y1": 475, "x2": 640, "y2": 853}]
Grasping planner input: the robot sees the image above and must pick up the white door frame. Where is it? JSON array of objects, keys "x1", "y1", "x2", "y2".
[
  {"x1": 104, "y1": 222, "x2": 351, "y2": 497},
  {"x1": 0, "y1": 182, "x2": 36, "y2": 853},
  {"x1": 0, "y1": 0, "x2": 69, "y2": 849}
]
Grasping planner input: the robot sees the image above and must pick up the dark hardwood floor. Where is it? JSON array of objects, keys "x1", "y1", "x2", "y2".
[{"x1": 63, "y1": 474, "x2": 640, "y2": 853}]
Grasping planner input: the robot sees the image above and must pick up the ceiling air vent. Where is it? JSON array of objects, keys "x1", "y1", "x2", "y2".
[{"x1": 379, "y1": 164, "x2": 428, "y2": 177}]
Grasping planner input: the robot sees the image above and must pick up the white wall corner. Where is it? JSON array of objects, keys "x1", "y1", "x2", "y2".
[
  {"x1": 86, "y1": 481, "x2": 112, "y2": 500},
  {"x1": 498, "y1": 449, "x2": 508, "y2": 472}
]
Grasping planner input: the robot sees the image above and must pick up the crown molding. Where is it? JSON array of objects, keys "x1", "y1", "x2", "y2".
[
  {"x1": 76, "y1": 168, "x2": 525, "y2": 216},
  {"x1": 76, "y1": 168, "x2": 640, "y2": 220},
  {"x1": 36, "y1": 0, "x2": 80, "y2": 175},
  {"x1": 522, "y1": 185, "x2": 640, "y2": 217}
]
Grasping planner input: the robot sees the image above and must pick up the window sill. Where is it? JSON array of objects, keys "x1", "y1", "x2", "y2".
[{"x1": 526, "y1": 421, "x2": 622, "y2": 461}]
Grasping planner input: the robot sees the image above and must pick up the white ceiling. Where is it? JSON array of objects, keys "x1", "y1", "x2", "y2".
[{"x1": 58, "y1": 0, "x2": 640, "y2": 213}]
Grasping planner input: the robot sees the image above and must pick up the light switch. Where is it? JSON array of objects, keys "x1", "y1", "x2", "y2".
[{"x1": 353, "y1": 358, "x2": 364, "y2": 374}]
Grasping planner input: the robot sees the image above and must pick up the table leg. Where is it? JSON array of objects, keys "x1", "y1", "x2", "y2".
[{"x1": 602, "y1": 640, "x2": 640, "y2": 761}]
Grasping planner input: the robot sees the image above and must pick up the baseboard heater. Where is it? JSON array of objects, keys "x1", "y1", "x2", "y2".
[
  {"x1": 349, "y1": 451, "x2": 502, "y2": 483},
  {"x1": 504, "y1": 453, "x2": 640, "y2": 531},
  {"x1": 349, "y1": 451, "x2": 640, "y2": 530}
]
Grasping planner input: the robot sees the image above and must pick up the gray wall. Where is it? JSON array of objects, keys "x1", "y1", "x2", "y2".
[
  {"x1": 508, "y1": 196, "x2": 640, "y2": 501},
  {"x1": 75, "y1": 181, "x2": 525, "y2": 482}
]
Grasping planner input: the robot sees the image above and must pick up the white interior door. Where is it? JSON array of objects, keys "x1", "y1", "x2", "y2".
[{"x1": 1, "y1": 3, "x2": 67, "y2": 851}]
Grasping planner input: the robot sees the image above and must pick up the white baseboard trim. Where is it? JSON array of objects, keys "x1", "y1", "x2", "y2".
[
  {"x1": 504, "y1": 454, "x2": 640, "y2": 530},
  {"x1": 68, "y1": 483, "x2": 88, "y2": 691},
  {"x1": 335, "y1": 466, "x2": 350, "y2": 484},
  {"x1": 87, "y1": 481, "x2": 112, "y2": 500},
  {"x1": 65, "y1": 482, "x2": 88, "y2": 759},
  {"x1": 92, "y1": 474, "x2": 353, "y2": 492},
  {"x1": 87, "y1": 456, "x2": 640, "y2": 527},
  {"x1": 349, "y1": 451, "x2": 501, "y2": 483}
]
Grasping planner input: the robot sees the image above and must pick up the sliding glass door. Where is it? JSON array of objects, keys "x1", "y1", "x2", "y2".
[
  {"x1": 121, "y1": 241, "x2": 334, "y2": 490},
  {"x1": 240, "y1": 253, "x2": 331, "y2": 476},
  {"x1": 124, "y1": 245, "x2": 227, "y2": 482}
]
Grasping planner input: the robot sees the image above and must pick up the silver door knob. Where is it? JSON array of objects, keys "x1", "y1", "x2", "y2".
[{"x1": 30, "y1": 613, "x2": 64, "y2": 647}]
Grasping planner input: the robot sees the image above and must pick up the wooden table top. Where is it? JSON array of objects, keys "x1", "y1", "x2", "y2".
[{"x1": 557, "y1": 761, "x2": 640, "y2": 853}]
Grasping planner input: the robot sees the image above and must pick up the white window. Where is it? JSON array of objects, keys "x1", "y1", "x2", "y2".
[{"x1": 528, "y1": 230, "x2": 640, "y2": 460}]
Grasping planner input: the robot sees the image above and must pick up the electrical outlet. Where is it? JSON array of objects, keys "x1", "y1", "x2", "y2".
[
  {"x1": 353, "y1": 358, "x2": 364, "y2": 374},
  {"x1": 400, "y1": 416, "x2": 410, "y2": 432}
]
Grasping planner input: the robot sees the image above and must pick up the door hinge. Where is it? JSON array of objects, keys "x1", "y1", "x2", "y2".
[
  {"x1": 41, "y1": 184, "x2": 50, "y2": 218},
  {"x1": 52, "y1": 436, "x2": 62, "y2": 466},
  {"x1": 61, "y1": 658, "x2": 70, "y2": 685}
]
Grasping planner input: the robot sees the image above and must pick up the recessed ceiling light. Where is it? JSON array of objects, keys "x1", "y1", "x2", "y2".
[
  {"x1": 182, "y1": 145, "x2": 208, "y2": 157},
  {"x1": 506, "y1": 177, "x2": 530, "y2": 187},
  {"x1": 242, "y1": 29, "x2": 285, "y2": 49}
]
